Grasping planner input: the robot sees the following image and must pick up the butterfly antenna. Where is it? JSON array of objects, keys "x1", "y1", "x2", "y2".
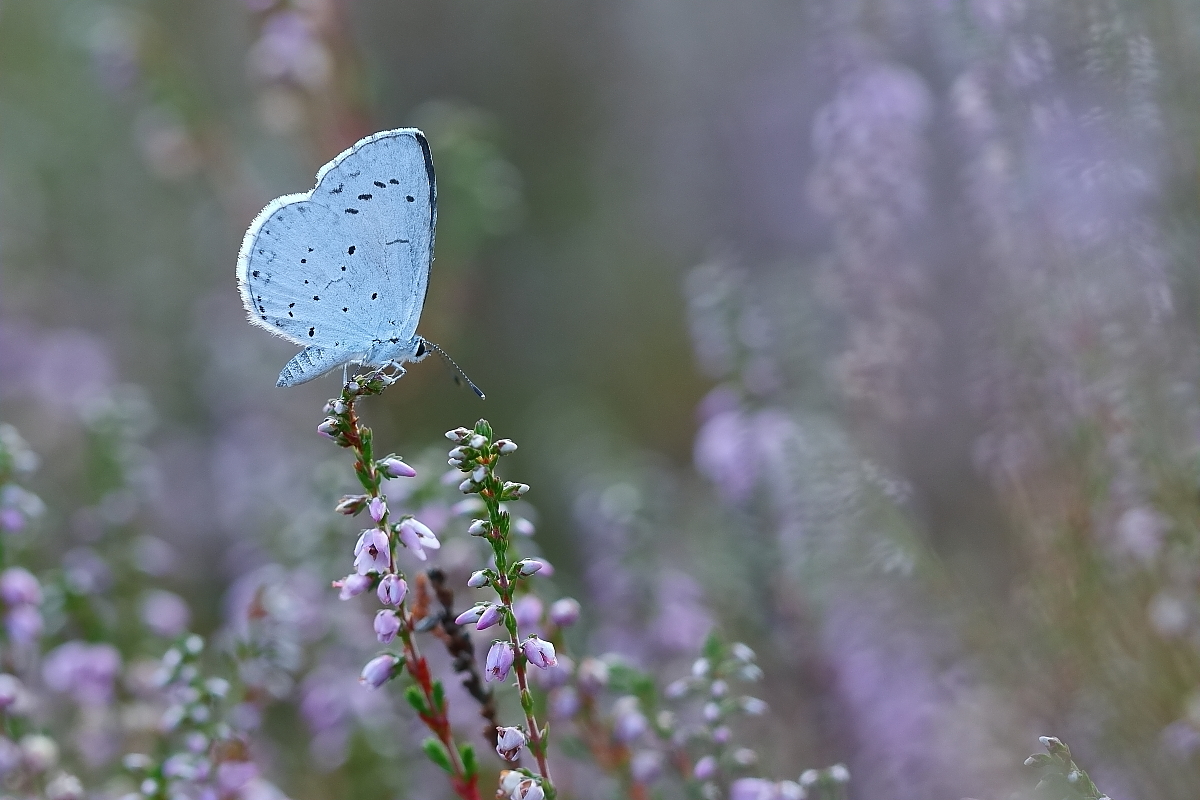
[{"x1": 426, "y1": 341, "x2": 486, "y2": 399}]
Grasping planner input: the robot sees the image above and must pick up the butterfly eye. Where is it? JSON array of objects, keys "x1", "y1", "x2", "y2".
[{"x1": 415, "y1": 341, "x2": 427, "y2": 358}]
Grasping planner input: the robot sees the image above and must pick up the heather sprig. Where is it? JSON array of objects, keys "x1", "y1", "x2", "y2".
[
  {"x1": 448, "y1": 420, "x2": 557, "y2": 799},
  {"x1": 319, "y1": 371, "x2": 481, "y2": 800},
  {"x1": 1021, "y1": 736, "x2": 1109, "y2": 800}
]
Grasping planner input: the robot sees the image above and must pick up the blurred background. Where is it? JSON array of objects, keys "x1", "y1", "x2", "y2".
[{"x1": 4, "y1": 0, "x2": 1200, "y2": 797}]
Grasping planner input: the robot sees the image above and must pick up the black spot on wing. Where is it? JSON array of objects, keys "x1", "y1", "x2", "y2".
[
  {"x1": 371, "y1": 293, "x2": 378, "y2": 300},
  {"x1": 348, "y1": 170, "x2": 361, "y2": 178},
  {"x1": 374, "y1": 181, "x2": 386, "y2": 188},
  {"x1": 330, "y1": 184, "x2": 343, "y2": 194},
  {"x1": 345, "y1": 208, "x2": 359, "y2": 214},
  {"x1": 389, "y1": 178, "x2": 399, "y2": 185},
  {"x1": 308, "y1": 327, "x2": 315, "y2": 337},
  {"x1": 405, "y1": 196, "x2": 415, "y2": 202},
  {"x1": 252, "y1": 270, "x2": 260, "y2": 277},
  {"x1": 385, "y1": 239, "x2": 409, "y2": 245},
  {"x1": 347, "y1": 246, "x2": 355, "y2": 255},
  {"x1": 357, "y1": 194, "x2": 372, "y2": 201}
]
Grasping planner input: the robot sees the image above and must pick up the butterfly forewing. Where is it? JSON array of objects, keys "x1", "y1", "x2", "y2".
[{"x1": 237, "y1": 129, "x2": 435, "y2": 356}]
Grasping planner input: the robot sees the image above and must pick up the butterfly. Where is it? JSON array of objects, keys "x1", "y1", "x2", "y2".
[{"x1": 237, "y1": 128, "x2": 482, "y2": 395}]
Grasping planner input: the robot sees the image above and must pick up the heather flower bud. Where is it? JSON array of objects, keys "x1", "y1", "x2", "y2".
[
  {"x1": 778, "y1": 781, "x2": 804, "y2": 799},
  {"x1": 45, "y1": 773, "x2": 83, "y2": 800},
  {"x1": 335, "y1": 495, "x2": 368, "y2": 515},
  {"x1": 455, "y1": 605, "x2": 488, "y2": 625},
  {"x1": 0, "y1": 674, "x2": 21, "y2": 710},
  {"x1": 731, "y1": 642, "x2": 756, "y2": 663},
  {"x1": 374, "y1": 610, "x2": 401, "y2": 643},
  {"x1": 630, "y1": 750, "x2": 663, "y2": 785},
  {"x1": 317, "y1": 418, "x2": 339, "y2": 438},
  {"x1": 513, "y1": 594, "x2": 544, "y2": 629},
  {"x1": 703, "y1": 701, "x2": 720, "y2": 722},
  {"x1": 380, "y1": 457, "x2": 417, "y2": 478},
  {"x1": 799, "y1": 769, "x2": 819, "y2": 787},
  {"x1": 496, "y1": 439, "x2": 518, "y2": 454},
  {"x1": 459, "y1": 478, "x2": 476, "y2": 494},
  {"x1": 484, "y1": 641, "x2": 515, "y2": 682},
  {"x1": 691, "y1": 658, "x2": 710, "y2": 678},
  {"x1": 448, "y1": 446, "x2": 467, "y2": 460},
  {"x1": 476, "y1": 604, "x2": 503, "y2": 631},
  {"x1": 711, "y1": 679, "x2": 728, "y2": 697},
  {"x1": 712, "y1": 725, "x2": 731, "y2": 744},
  {"x1": 499, "y1": 770, "x2": 523, "y2": 796},
  {"x1": 359, "y1": 654, "x2": 400, "y2": 688},
  {"x1": 521, "y1": 635, "x2": 557, "y2": 669},
  {"x1": 471, "y1": 465, "x2": 487, "y2": 483},
  {"x1": 446, "y1": 427, "x2": 471, "y2": 442},
  {"x1": 665, "y1": 679, "x2": 690, "y2": 699},
  {"x1": 468, "y1": 434, "x2": 487, "y2": 449},
  {"x1": 377, "y1": 574, "x2": 407, "y2": 606},
  {"x1": 577, "y1": 658, "x2": 609, "y2": 692},
  {"x1": 334, "y1": 573, "x2": 371, "y2": 600},
  {"x1": 740, "y1": 696, "x2": 768, "y2": 715},
  {"x1": 503, "y1": 482, "x2": 530, "y2": 498},
  {"x1": 693, "y1": 755, "x2": 718, "y2": 781},
  {"x1": 513, "y1": 559, "x2": 543, "y2": 577},
  {"x1": 466, "y1": 570, "x2": 490, "y2": 589},
  {"x1": 368, "y1": 497, "x2": 387, "y2": 523},
  {"x1": 0, "y1": 568, "x2": 41, "y2": 606},
  {"x1": 467, "y1": 519, "x2": 490, "y2": 536},
  {"x1": 494, "y1": 726, "x2": 526, "y2": 761},
  {"x1": 829, "y1": 764, "x2": 850, "y2": 783},
  {"x1": 548, "y1": 598, "x2": 581, "y2": 627},
  {"x1": 20, "y1": 734, "x2": 57, "y2": 772}
]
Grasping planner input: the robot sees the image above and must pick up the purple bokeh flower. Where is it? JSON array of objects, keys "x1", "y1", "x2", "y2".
[{"x1": 43, "y1": 641, "x2": 122, "y2": 706}]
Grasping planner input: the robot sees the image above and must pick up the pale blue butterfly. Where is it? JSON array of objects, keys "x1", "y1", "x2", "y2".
[{"x1": 237, "y1": 128, "x2": 482, "y2": 395}]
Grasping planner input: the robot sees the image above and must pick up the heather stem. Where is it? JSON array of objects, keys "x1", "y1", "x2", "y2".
[
  {"x1": 477, "y1": 447, "x2": 556, "y2": 797},
  {"x1": 327, "y1": 373, "x2": 480, "y2": 800}
]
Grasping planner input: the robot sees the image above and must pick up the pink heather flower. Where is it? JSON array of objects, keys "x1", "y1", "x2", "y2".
[
  {"x1": 515, "y1": 779, "x2": 545, "y2": 800},
  {"x1": 630, "y1": 750, "x2": 662, "y2": 785},
  {"x1": 484, "y1": 641, "x2": 515, "y2": 682},
  {"x1": 476, "y1": 604, "x2": 503, "y2": 631},
  {"x1": 0, "y1": 674, "x2": 22, "y2": 710},
  {"x1": 712, "y1": 725, "x2": 731, "y2": 744},
  {"x1": 368, "y1": 497, "x2": 387, "y2": 523},
  {"x1": 44, "y1": 641, "x2": 121, "y2": 705},
  {"x1": 216, "y1": 761, "x2": 258, "y2": 793},
  {"x1": 0, "y1": 568, "x2": 40, "y2": 606},
  {"x1": 494, "y1": 726, "x2": 526, "y2": 761},
  {"x1": 359, "y1": 654, "x2": 399, "y2": 688},
  {"x1": 140, "y1": 590, "x2": 190, "y2": 638},
  {"x1": 521, "y1": 635, "x2": 556, "y2": 669},
  {"x1": 335, "y1": 495, "x2": 367, "y2": 515},
  {"x1": 513, "y1": 594, "x2": 543, "y2": 629},
  {"x1": 353, "y1": 529, "x2": 390, "y2": 575},
  {"x1": 5, "y1": 606, "x2": 41, "y2": 644},
  {"x1": 377, "y1": 574, "x2": 407, "y2": 606},
  {"x1": 466, "y1": 570, "x2": 489, "y2": 588},
  {"x1": 612, "y1": 696, "x2": 647, "y2": 742},
  {"x1": 495, "y1": 439, "x2": 518, "y2": 454},
  {"x1": 334, "y1": 573, "x2": 371, "y2": 600},
  {"x1": 729, "y1": 778, "x2": 782, "y2": 800},
  {"x1": 396, "y1": 518, "x2": 439, "y2": 561},
  {"x1": 374, "y1": 610, "x2": 401, "y2": 643},
  {"x1": 380, "y1": 457, "x2": 416, "y2": 478},
  {"x1": 549, "y1": 686, "x2": 580, "y2": 719},
  {"x1": 693, "y1": 755, "x2": 718, "y2": 781},
  {"x1": 0, "y1": 509, "x2": 23, "y2": 533},
  {"x1": 548, "y1": 597, "x2": 580, "y2": 627}
]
